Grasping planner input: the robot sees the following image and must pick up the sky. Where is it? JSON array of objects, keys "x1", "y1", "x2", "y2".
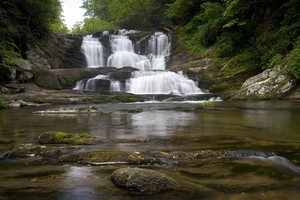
[{"x1": 61, "y1": 0, "x2": 86, "y2": 29}]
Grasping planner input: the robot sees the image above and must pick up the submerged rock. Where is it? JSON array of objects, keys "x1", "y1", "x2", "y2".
[
  {"x1": 33, "y1": 106, "x2": 102, "y2": 114},
  {"x1": 111, "y1": 168, "x2": 177, "y2": 193},
  {"x1": 38, "y1": 132, "x2": 98, "y2": 145},
  {"x1": 60, "y1": 151, "x2": 156, "y2": 165}
]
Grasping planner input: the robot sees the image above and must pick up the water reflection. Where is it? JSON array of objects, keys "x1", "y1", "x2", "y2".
[
  {"x1": 86, "y1": 111, "x2": 197, "y2": 138},
  {"x1": 242, "y1": 109, "x2": 291, "y2": 133},
  {"x1": 59, "y1": 166, "x2": 97, "y2": 200}
]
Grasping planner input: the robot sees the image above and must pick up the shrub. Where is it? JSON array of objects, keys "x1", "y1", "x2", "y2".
[
  {"x1": 221, "y1": 48, "x2": 258, "y2": 76},
  {"x1": 288, "y1": 38, "x2": 300, "y2": 79}
]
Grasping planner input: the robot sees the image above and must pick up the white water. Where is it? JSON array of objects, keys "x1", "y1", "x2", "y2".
[
  {"x1": 126, "y1": 71, "x2": 202, "y2": 95},
  {"x1": 81, "y1": 35, "x2": 105, "y2": 68},
  {"x1": 76, "y1": 30, "x2": 204, "y2": 96}
]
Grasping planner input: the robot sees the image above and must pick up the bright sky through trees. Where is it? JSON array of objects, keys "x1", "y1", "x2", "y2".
[{"x1": 61, "y1": 0, "x2": 85, "y2": 29}]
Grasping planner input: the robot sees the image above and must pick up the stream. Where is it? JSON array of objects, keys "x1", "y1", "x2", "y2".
[{"x1": 1, "y1": 100, "x2": 300, "y2": 199}]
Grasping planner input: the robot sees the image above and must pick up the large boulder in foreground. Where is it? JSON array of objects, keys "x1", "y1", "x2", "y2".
[
  {"x1": 111, "y1": 168, "x2": 177, "y2": 193},
  {"x1": 232, "y1": 65, "x2": 297, "y2": 100}
]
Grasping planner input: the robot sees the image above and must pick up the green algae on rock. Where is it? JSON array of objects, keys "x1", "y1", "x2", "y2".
[
  {"x1": 59, "y1": 151, "x2": 157, "y2": 165},
  {"x1": 111, "y1": 168, "x2": 177, "y2": 193},
  {"x1": 38, "y1": 132, "x2": 99, "y2": 145}
]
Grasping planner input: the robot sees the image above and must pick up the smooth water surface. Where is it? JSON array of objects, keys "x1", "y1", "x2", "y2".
[{"x1": 1, "y1": 100, "x2": 300, "y2": 199}]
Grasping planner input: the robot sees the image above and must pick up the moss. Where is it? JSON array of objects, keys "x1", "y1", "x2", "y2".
[
  {"x1": 202, "y1": 101, "x2": 215, "y2": 107},
  {"x1": 38, "y1": 132, "x2": 98, "y2": 145},
  {"x1": 111, "y1": 168, "x2": 177, "y2": 193},
  {"x1": 114, "y1": 93, "x2": 144, "y2": 103},
  {"x1": 0, "y1": 94, "x2": 7, "y2": 109},
  {"x1": 60, "y1": 151, "x2": 149, "y2": 164}
]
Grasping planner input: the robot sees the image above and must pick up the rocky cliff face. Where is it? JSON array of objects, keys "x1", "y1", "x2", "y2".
[
  {"x1": 231, "y1": 65, "x2": 297, "y2": 100},
  {"x1": 1, "y1": 33, "x2": 88, "y2": 93},
  {"x1": 168, "y1": 29, "x2": 299, "y2": 100},
  {"x1": 27, "y1": 34, "x2": 86, "y2": 69}
]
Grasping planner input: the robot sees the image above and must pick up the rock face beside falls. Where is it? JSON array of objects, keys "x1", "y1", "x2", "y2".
[
  {"x1": 232, "y1": 65, "x2": 297, "y2": 100},
  {"x1": 25, "y1": 34, "x2": 86, "y2": 70},
  {"x1": 33, "y1": 67, "x2": 138, "y2": 90},
  {"x1": 1, "y1": 33, "x2": 87, "y2": 93}
]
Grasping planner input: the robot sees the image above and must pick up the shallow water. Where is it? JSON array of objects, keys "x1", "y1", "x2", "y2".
[{"x1": 1, "y1": 100, "x2": 300, "y2": 199}]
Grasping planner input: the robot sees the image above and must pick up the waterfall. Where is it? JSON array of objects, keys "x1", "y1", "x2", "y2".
[
  {"x1": 75, "y1": 30, "x2": 204, "y2": 96},
  {"x1": 126, "y1": 71, "x2": 202, "y2": 95},
  {"x1": 81, "y1": 35, "x2": 105, "y2": 68}
]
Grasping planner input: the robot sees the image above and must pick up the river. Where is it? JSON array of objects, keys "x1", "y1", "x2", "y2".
[{"x1": 1, "y1": 100, "x2": 300, "y2": 199}]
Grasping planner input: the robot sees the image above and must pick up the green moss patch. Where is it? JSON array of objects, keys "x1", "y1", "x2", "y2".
[{"x1": 38, "y1": 132, "x2": 98, "y2": 145}]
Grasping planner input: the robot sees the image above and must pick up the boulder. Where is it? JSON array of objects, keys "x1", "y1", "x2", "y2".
[
  {"x1": 232, "y1": 65, "x2": 297, "y2": 99},
  {"x1": 32, "y1": 68, "x2": 116, "y2": 90},
  {"x1": 286, "y1": 86, "x2": 300, "y2": 99},
  {"x1": 111, "y1": 168, "x2": 177, "y2": 193},
  {"x1": 108, "y1": 66, "x2": 138, "y2": 81}
]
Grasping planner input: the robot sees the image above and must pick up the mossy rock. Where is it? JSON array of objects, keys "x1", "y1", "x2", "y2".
[
  {"x1": 111, "y1": 168, "x2": 177, "y2": 193},
  {"x1": 38, "y1": 132, "x2": 98, "y2": 145},
  {"x1": 7, "y1": 144, "x2": 58, "y2": 159},
  {"x1": 60, "y1": 151, "x2": 156, "y2": 164},
  {"x1": 114, "y1": 93, "x2": 144, "y2": 103}
]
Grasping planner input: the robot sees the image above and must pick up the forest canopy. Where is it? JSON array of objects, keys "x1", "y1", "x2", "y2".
[{"x1": 0, "y1": 0, "x2": 67, "y2": 66}]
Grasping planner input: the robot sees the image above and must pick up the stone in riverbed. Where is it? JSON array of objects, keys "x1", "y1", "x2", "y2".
[
  {"x1": 111, "y1": 168, "x2": 177, "y2": 193},
  {"x1": 38, "y1": 132, "x2": 98, "y2": 145}
]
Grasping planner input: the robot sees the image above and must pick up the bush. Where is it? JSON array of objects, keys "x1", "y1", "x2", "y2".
[
  {"x1": 221, "y1": 48, "x2": 258, "y2": 76},
  {"x1": 288, "y1": 38, "x2": 300, "y2": 79}
]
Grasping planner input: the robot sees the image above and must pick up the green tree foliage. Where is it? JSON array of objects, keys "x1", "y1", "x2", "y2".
[
  {"x1": 1, "y1": 0, "x2": 65, "y2": 37},
  {"x1": 0, "y1": 0, "x2": 66, "y2": 85},
  {"x1": 79, "y1": 0, "x2": 172, "y2": 31},
  {"x1": 166, "y1": 0, "x2": 202, "y2": 25},
  {"x1": 82, "y1": 0, "x2": 111, "y2": 21},
  {"x1": 288, "y1": 37, "x2": 300, "y2": 79},
  {"x1": 166, "y1": 0, "x2": 300, "y2": 78},
  {"x1": 50, "y1": 19, "x2": 69, "y2": 33},
  {"x1": 81, "y1": 18, "x2": 116, "y2": 33}
]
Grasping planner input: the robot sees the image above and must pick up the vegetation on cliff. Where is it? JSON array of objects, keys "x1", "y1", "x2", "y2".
[
  {"x1": 0, "y1": 0, "x2": 67, "y2": 81},
  {"x1": 1, "y1": 0, "x2": 299, "y2": 96},
  {"x1": 169, "y1": 0, "x2": 300, "y2": 80}
]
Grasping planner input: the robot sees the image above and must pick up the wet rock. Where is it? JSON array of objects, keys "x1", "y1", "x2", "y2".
[
  {"x1": 27, "y1": 34, "x2": 86, "y2": 69},
  {"x1": 8, "y1": 99, "x2": 49, "y2": 108},
  {"x1": 33, "y1": 106, "x2": 102, "y2": 114},
  {"x1": 111, "y1": 168, "x2": 177, "y2": 193},
  {"x1": 108, "y1": 67, "x2": 139, "y2": 81},
  {"x1": 38, "y1": 132, "x2": 99, "y2": 145},
  {"x1": 3, "y1": 84, "x2": 25, "y2": 94},
  {"x1": 8, "y1": 144, "x2": 57, "y2": 158},
  {"x1": 114, "y1": 92, "x2": 144, "y2": 103},
  {"x1": 60, "y1": 151, "x2": 156, "y2": 165},
  {"x1": 286, "y1": 85, "x2": 300, "y2": 99}
]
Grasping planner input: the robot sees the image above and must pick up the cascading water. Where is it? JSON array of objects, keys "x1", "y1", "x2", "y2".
[
  {"x1": 75, "y1": 30, "x2": 204, "y2": 96},
  {"x1": 126, "y1": 71, "x2": 202, "y2": 95},
  {"x1": 81, "y1": 35, "x2": 105, "y2": 68}
]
